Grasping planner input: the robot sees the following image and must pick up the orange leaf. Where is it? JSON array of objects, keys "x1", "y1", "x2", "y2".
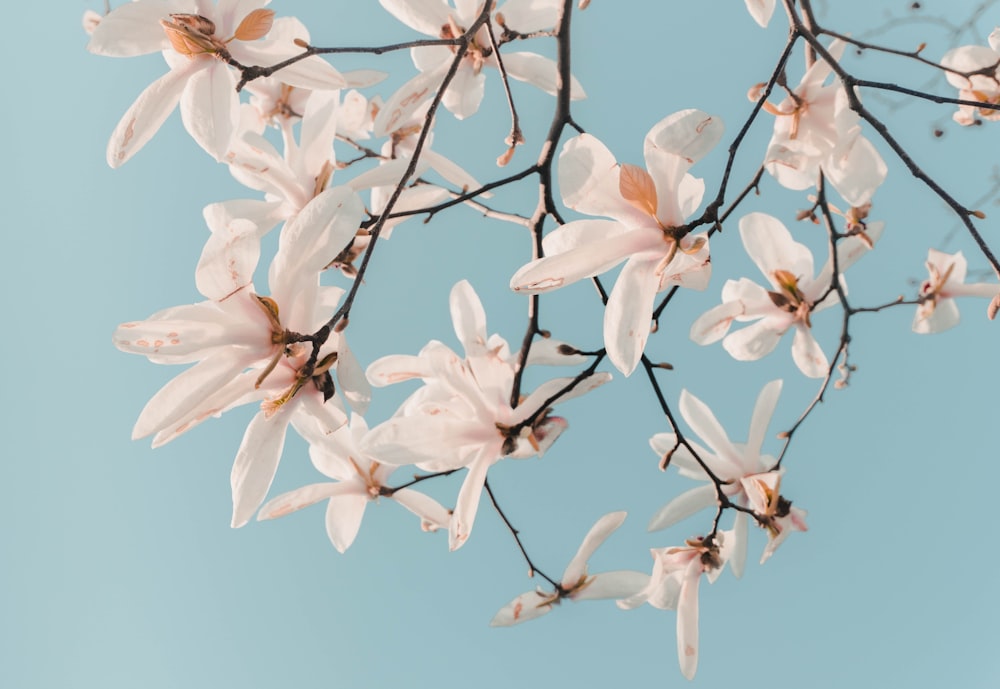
[
  {"x1": 233, "y1": 8, "x2": 275, "y2": 42},
  {"x1": 618, "y1": 163, "x2": 658, "y2": 218}
]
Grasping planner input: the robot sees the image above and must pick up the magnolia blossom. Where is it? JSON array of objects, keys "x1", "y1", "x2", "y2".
[
  {"x1": 365, "y1": 280, "x2": 607, "y2": 550},
  {"x1": 758, "y1": 40, "x2": 887, "y2": 206},
  {"x1": 257, "y1": 414, "x2": 451, "y2": 551},
  {"x1": 491, "y1": 511, "x2": 648, "y2": 626},
  {"x1": 114, "y1": 186, "x2": 370, "y2": 527},
  {"x1": 941, "y1": 28, "x2": 1000, "y2": 125},
  {"x1": 690, "y1": 212, "x2": 881, "y2": 378},
  {"x1": 375, "y1": 0, "x2": 584, "y2": 123},
  {"x1": 618, "y1": 536, "x2": 728, "y2": 680},
  {"x1": 88, "y1": 0, "x2": 346, "y2": 166},
  {"x1": 648, "y1": 381, "x2": 807, "y2": 569},
  {"x1": 511, "y1": 110, "x2": 724, "y2": 375},
  {"x1": 913, "y1": 249, "x2": 999, "y2": 333}
]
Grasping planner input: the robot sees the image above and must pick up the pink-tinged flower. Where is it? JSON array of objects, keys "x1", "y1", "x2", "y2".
[
  {"x1": 648, "y1": 381, "x2": 796, "y2": 575},
  {"x1": 114, "y1": 186, "x2": 369, "y2": 527},
  {"x1": 618, "y1": 535, "x2": 728, "y2": 680},
  {"x1": 257, "y1": 414, "x2": 451, "y2": 552},
  {"x1": 510, "y1": 110, "x2": 724, "y2": 376},
  {"x1": 942, "y1": 29, "x2": 1000, "y2": 126},
  {"x1": 744, "y1": 0, "x2": 775, "y2": 27},
  {"x1": 739, "y1": 470, "x2": 807, "y2": 563},
  {"x1": 913, "y1": 249, "x2": 999, "y2": 333},
  {"x1": 375, "y1": 0, "x2": 583, "y2": 123},
  {"x1": 491, "y1": 511, "x2": 649, "y2": 626},
  {"x1": 88, "y1": 0, "x2": 346, "y2": 166},
  {"x1": 365, "y1": 280, "x2": 608, "y2": 550},
  {"x1": 759, "y1": 40, "x2": 887, "y2": 206},
  {"x1": 690, "y1": 212, "x2": 881, "y2": 378}
]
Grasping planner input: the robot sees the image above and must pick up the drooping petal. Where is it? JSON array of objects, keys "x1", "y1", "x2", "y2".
[
  {"x1": 689, "y1": 299, "x2": 744, "y2": 345},
  {"x1": 572, "y1": 571, "x2": 650, "y2": 601},
  {"x1": 179, "y1": 60, "x2": 240, "y2": 161},
  {"x1": 257, "y1": 481, "x2": 359, "y2": 520},
  {"x1": 790, "y1": 324, "x2": 828, "y2": 378},
  {"x1": 442, "y1": 64, "x2": 486, "y2": 119},
  {"x1": 676, "y1": 559, "x2": 702, "y2": 680},
  {"x1": 561, "y1": 511, "x2": 626, "y2": 587},
  {"x1": 604, "y1": 255, "x2": 660, "y2": 375},
  {"x1": 449, "y1": 448, "x2": 496, "y2": 551},
  {"x1": 325, "y1": 492, "x2": 369, "y2": 553},
  {"x1": 106, "y1": 62, "x2": 199, "y2": 167},
  {"x1": 392, "y1": 488, "x2": 452, "y2": 530},
  {"x1": 647, "y1": 485, "x2": 717, "y2": 532},
  {"x1": 231, "y1": 406, "x2": 291, "y2": 527},
  {"x1": 723, "y1": 317, "x2": 787, "y2": 361}
]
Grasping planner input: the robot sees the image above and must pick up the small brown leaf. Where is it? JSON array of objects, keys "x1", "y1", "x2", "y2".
[
  {"x1": 619, "y1": 163, "x2": 658, "y2": 218},
  {"x1": 234, "y1": 8, "x2": 275, "y2": 42}
]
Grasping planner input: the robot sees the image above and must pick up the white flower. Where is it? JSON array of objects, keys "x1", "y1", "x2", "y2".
[
  {"x1": 365, "y1": 280, "x2": 608, "y2": 550},
  {"x1": 690, "y1": 212, "x2": 881, "y2": 378},
  {"x1": 375, "y1": 0, "x2": 584, "y2": 123},
  {"x1": 88, "y1": 0, "x2": 346, "y2": 166},
  {"x1": 941, "y1": 28, "x2": 1000, "y2": 126},
  {"x1": 510, "y1": 110, "x2": 724, "y2": 375},
  {"x1": 491, "y1": 511, "x2": 649, "y2": 626},
  {"x1": 912, "y1": 249, "x2": 999, "y2": 333},
  {"x1": 257, "y1": 414, "x2": 451, "y2": 552}
]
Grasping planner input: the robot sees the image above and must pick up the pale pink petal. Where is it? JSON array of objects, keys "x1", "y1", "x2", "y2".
[
  {"x1": 257, "y1": 481, "x2": 359, "y2": 520},
  {"x1": 689, "y1": 300, "x2": 744, "y2": 345},
  {"x1": 824, "y1": 135, "x2": 887, "y2": 207},
  {"x1": 744, "y1": 0, "x2": 775, "y2": 27},
  {"x1": 523, "y1": 337, "x2": 589, "y2": 366},
  {"x1": 644, "y1": 109, "x2": 724, "y2": 168},
  {"x1": 790, "y1": 324, "x2": 828, "y2": 378},
  {"x1": 325, "y1": 493, "x2": 369, "y2": 552},
  {"x1": 443, "y1": 64, "x2": 486, "y2": 119},
  {"x1": 450, "y1": 280, "x2": 489, "y2": 355},
  {"x1": 747, "y1": 379, "x2": 782, "y2": 459},
  {"x1": 558, "y1": 134, "x2": 647, "y2": 226},
  {"x1": 676, "y1": 559, "x2": 702, "y2": 680},
  {"x1": 392, "y1": 488, "x2": 452, "y2": 530},
  {"x1": 196, "y1": 200, "x2": 283, "y2": 300},
  {"x1": 366, "y1": 354, "x2": 434, "y2": 386},
  {"x1": 490, "y1": 590, "x2": 555, "y2": 626},
  {"x1": 379, "y1": 0, "x2": 451, "y2": 36},
  {"x1": 647, "y1": 485, "x2": 717, "y2": 532},
  {"x1": 411, "y1": 44, "x2": 454, "y2": 73},
  {"x1": 510, "y1": 229, "x2": 658, "y2": 294},
  {"x1": 942, "y1": 45, "x2": 1000, "y2": 90},
  {"x1": 335, "y1": 336, "x2": 372, "y2": 415},
  {"x1": 87, "y1": 0, "x2": 192, "y2": 56},
  {"x1": 364, "y1": 416, "x2": 476, "y2": 468},
  {"x1": 495, "y1": 0, "x2": 560, "y2": 32},
  {"x1": 449, "y1": 449, "x2": 496, "y2": 551},
  {"x1": 572, "y1": 571, "x2": 651, "y2": 601},
  {"x1": 106, "y1": 63, "x2": 198, "y2": 168},
  {"x1": 679, "y1": 389, "x2": 740, "y2": 462},
  {"x1": 723, "y1": 317, "x2": 787, "y2": 361},
  {"x1": 298, "y1": 90, "x2": 339, "y2": 177},
  {"x1": 151, "y1": 370, "x2": 261, "y2": 447},
  {"x1": 604, "y1": 256, "x2": 661, "y2": 375},
  {"x1": 542, "y1": 219, "x2": 629, "y2": 255},
  {"x1": 180, "y1": 60, "x2": 240, "y2": 161},
  {"x1": 421, "y1": 148, "x2": 484, "y2": 193},
  {"x1": 510, "y1": 372, "x2": 611, "y2": 426},
  {"x1": 133, "y1": 352, "x2": 251, "y2": 439},
  {"x1": 231, "y1": 406, "x2": 291, "y2": 527},
  {"x1": 501, "y1": 52, "x2": 586, "y2": 99},
  {"x1": 739, "y1": 213, "x2": 814, "y2": 284},
  {"x1": 730, "y1": 511, "x2": 748, "y2": 579},
  {"x1": 263, "y1": 54, "x2": 347, "y2": 91},
  {"x1": 453, "y1": 0, "x2": 482, "y2": 24},
  {"x1": 561, "y1": 511, "x2": 626, "y2": 586},
  {"x1": 913, "y1": 297, "x2": 961, "y2": 334}
]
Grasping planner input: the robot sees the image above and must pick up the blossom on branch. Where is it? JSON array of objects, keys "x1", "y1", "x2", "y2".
[
  {"x1": 365, "y1": 281, "x2": 608, "y2": 550},
  {"x1": 942, "y1": 28, "x2": 1000, "y2": 126},
  {"x1": 88, "y1": 0, "x2": 346, "y2": 166},
  {"x1": 912, "y1": 249, "x2": 999, "y2": 333},
  {"x1": 491, "y1": 511, "x2": 649, "y2": 626},
  {"x1": 690, "y1": 212, "x2": 881, "y2": 377},
  {"x1": 510, "y1": 110, "x2": 724, "y2": 375}
]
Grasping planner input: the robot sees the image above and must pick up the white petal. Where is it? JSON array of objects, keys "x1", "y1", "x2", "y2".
[
  {"x1": 495, "y1": 0, "x2": 560, "y2": 32},
  {"x1": 87, "y1": 0, "x2": 192, "y2": 56},
  {"x1": 490, "y1": 590, "x2": 555, "y2": 626},
  {"x1": 739, "y1": 213, "x2": 814, "y2": 284},
  {"x1": 790, "y1": 324, "x2": 828, "y2": 378},
  {"x1": 392, "y1": 488, "x2": 452, "y2": 530},
  {"x1": 647, "y1": 485, "x2": 717, "y2": 532},
  {"x1": 450, "y1": 280, "x2": 489, "y2": 355},
  {"x1": 676, "y1": 559, "x2": 702, "y2": 680},
  {"x1": 180, "y1": 60, "x2": 239, "y2": 161},
  {"x1": 604, "y1": 255, "x2": 660, "y2": 376},
  {"x1": 335, "y1": 336, "x2": 372, "y2": 415},
  {"x1": 325, "y1": 493, "x2": 369, "y2": 552},
  {"x1": 257, "y1": 481, "x2": 359, "y2": 520},
  {"x1": 197, "y1": 200, "x2": 283, "y2": 300},
  {"x1": 442, "y1": 64, "x2": 485, "y2": 119},
  {"x1": 561, "y1": 511, "x2": 626, "y2": 586},
  {"x1": 558, "y1": 134, "x2": 647, "y2": 226},
  {"x1": 679, "y1": 389, "x2": 739, "y2": 462},
  {"x1": 689, "y1": 299, "x2": 744, "y2": 345},
  {"x1": 231, "y1": 407, "x2": 291, "y2": 527},
  {"x1": 824, "y1": 135, "x2": 887, "y2": 207},
  {"x1": 542, "y1": 219, "x2": 629, "y2": 256},
  {"x1": 379, "y1": 0, "x2": 450, "y2": 36},
  {"x1": 744, "y1": 0, "x2": 775, "y2": 27},
  {"x1": 449, "y1": 449, "x2": 496, "y2": 551},
  {"x1": 747, "y1": 380, "x2": 782, "y2": 459},
  {"x1": 106, "y1": 63, "x2": 197, "y2": 168},
  {"x1": 723, "y1": 318, "x2": 786, "y2": 361},
  {"x1": 573, "y1": 571, "x2": 651, "y2": 601},
  {"x1": 913, "y1": 297, "x2": 961, "y2": 334},
  {"x1": 366, "y1": 354, "x2": 434, "y2": 386},
  {"x1": 502, "y1": 52, "x2": 585, "y2": 99},
  {"x1": 644, "y1": 109, "x2": 723, "y2": 168}
]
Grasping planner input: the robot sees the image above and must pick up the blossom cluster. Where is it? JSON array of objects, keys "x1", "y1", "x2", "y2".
[{"x1": 87, "y1": 0, "x2": 999, "y2": 680}]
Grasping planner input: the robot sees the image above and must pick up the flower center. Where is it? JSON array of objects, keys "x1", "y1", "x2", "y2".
[
  {"x1": 767, "y1": 269, "x2": 813, "y2": 327},
  {"x1": 440, "y1": 18, "x2": 493, "y2": 75}
]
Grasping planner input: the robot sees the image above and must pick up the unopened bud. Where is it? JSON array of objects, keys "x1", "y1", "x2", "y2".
[
  {"x1": 557, "y1": 344, "x2": 580, "y2": 355},
  {"x1": 293, "y1": 37, "x2": 309, "y2": 48},
  {"x1": 495, "y1": 11, "x2": 506, "y2": 26},
  {"x1": 334, "y1": 317, "x2": 349, "y2": 333},
  {"x1": 916, "y1": 42, "x2": 926, "y2": 53},
  {"x1": 579, "y1": 0, "x2": 591, "y2": 9},
  {"x1": 988, "y1": 294, "x2": 1000, "y2": 320},
  {"x1": 654, "y1": 361, "x2": 674, "y2": 370},
  {"x1": 497, "y1": 145, "x2": 516, "y2": 167},
  {"x1": 659, "y1": 448, "x2": 674, "y2": 471},
  {"x1": 538, "y1": 329, "x2": 551, "y2": 338},
  {"x1": 971, "y1": 209, "x2": 987, "y2": 219},
  {"x1": 747, "y1": 82, "x2": 767, "y2": 103},
  {"x1": 776, "y1": 431, "x2": 790, "y2": 439}
]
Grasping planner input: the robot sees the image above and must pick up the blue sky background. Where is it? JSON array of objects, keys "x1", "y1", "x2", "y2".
[{"x1": 3, "y1": 1, "x2": 999, "y2": 687}]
